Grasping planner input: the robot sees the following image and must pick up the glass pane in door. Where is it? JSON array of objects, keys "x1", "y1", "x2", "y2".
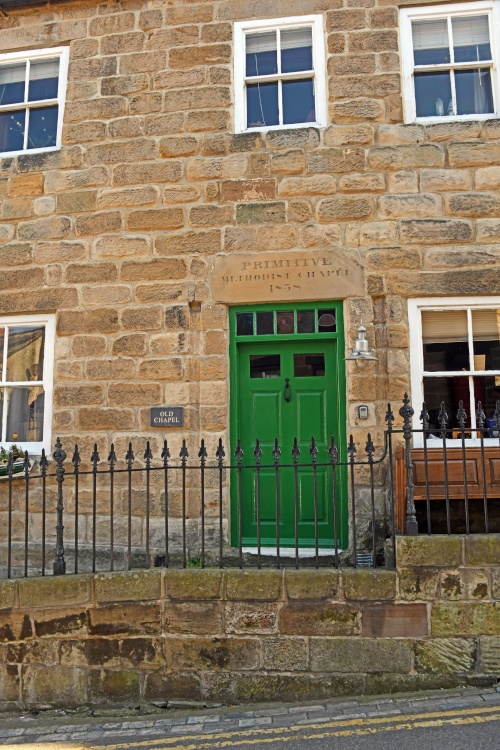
[{"x1": 250, "y1": 354, "x2": 280, "y2": 378}]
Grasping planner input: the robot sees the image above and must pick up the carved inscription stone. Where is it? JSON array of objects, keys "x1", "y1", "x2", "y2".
[{"x1": 211, "y1": 249, "x2": 364, "y2": 303}]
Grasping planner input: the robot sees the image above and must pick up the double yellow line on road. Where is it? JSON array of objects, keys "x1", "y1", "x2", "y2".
[{"x1": 95, "y1": 703, "x2": 500, "y2": 750}]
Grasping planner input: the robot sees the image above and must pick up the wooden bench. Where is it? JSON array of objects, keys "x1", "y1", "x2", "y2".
[{"x1": 395, "y1": 445, "x2": 500, "y2": 533}]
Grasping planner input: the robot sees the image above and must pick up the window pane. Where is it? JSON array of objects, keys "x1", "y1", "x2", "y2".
[
  {"x1": 455, "y1": 69, "x2": 494, "y2": 115},
  {"x1": 246, "y1": 82, "x2": 279, "y2": 128},
  {"x1": 297, "y1": 310, "x2": 315, "y2": 333},
  {"x1": 236, "y1": 312, "x2": 254, "y2": 336},
  {"x1": 246, "y1": 31, "x2": 277, "y2": 76},
  {"x1": 423, "y1": 376, "x2": 471, "y2": 431},
  {"x1": 6, "y1": 385, "x2": 44, "y2": 442},
  {"x1": 414, "y1": 71, "x2": 452, "y2": 117},
  {"x1": 452, "y1": 15, "x2": 491, "y2": 62},
  {"x1": 474, "y1": 376, "x2": 500, "y2": 420},
  {"x1": 28, "y1": 59, "x2": 59, "y2": 101},
  {"x1": 0, "y1": 110, "x2": 25, "y2": 153},
  {"x1": 27, "y1": 105, "x2": 58, "y2": 150},
  {"x1": 250, "y1": 354, "x2": 280, "y2": 378},
  {"x1": 422, "y1": 309, "x2": 469, "y2": 371},
  {"x1": 256, "y1": 311, "x2": 274, "y2": 335},
  {"x1": 7, "y1": 326, "x2": 45, "y2": 382},
  {"x1": 412, "y1": 19, "x2": 450, "y2": 65},
  {"x1": 0, "y1": 63, "x2": 26, "y2": 105},
  {"x1": 277, "y1": 311, "x2": 294, "y2": 334},
  {"x1": 282, "y1": 79, "x2": 315, "y2": 125},
  {"x1": 281, "y1": 27, "x2": 313, "y2": 73},
  {"x1": 472, "y1": 309, "x2": 500, "y2": 371},
  {"x1": 318, "y1": 310, "x2": 336, "y2": 332},
  {"x1": 294, "y1": 353, "x2": 325, "y2": 377}
]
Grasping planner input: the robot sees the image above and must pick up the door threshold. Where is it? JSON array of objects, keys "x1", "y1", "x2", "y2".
[{"x1": 242, "y1": 547, "x2": 342, "y2": 558}]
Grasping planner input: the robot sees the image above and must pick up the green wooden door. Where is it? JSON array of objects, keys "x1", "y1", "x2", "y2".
[{"x1": 230, "y1": 303, "x2": 347, "y2": 549}]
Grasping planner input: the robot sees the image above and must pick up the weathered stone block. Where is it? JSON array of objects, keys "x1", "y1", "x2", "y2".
[
  {"x1": 362, "y1": 604, "x2": 428, "y2": 637},
  {"x1": 165, "y1": 636, "x2": 260, "y2": 670},
  {"x1": 285, "y1": 570, "x2": 340, "y2": 601},
  {"x1": 87, "y1": 669, "x2": 140, "y2": 704},
  {"x1": 88, "y1": 604, "x2": 161, "y2": 636},
  {"x1": 225, "y1": 603, "x2": 278, "y2": 634},
  {"x1": 18, "y1": 576, "x2": 90, "y2": 609},
  {"x1": 466, "y1": 535, "x2": 500, "y2": 566},
  {"x1": 415, "y1": 638, "x2": 476, "y2": 674},
  {"x1": 396, "y1": 536, "x2": 462, "y2": 567},
  {"x1": 266, "y1": 128, "x2": 320, "y2": 150},
  {"x1": 368, "y1": 145, "x2": 445, "y2": 170},
  {"x1": 234, "y1": 202, "x2": 285, "y2": 224},
  {"x1": 478, "y1": 636, "x2": 500, "y2": 672},
  {"x1": 0, "y1": 579, "x2": 16, "y2": 610},
  {"x1": 22, "y1": 665, "x2": 87, "y2": 707},
  {"x1": 343, "y1": 569, "x2": 396, "y2": 601},
  {"x1": 263, "y1": 638, "x2": 308, "y2": 671},
  {"x1": 165, "y1": 569, "x2": 223, "y2": 600},
  {"x1": 34, "y1": 610, "x2": 86, "y2": 638},
  {"x1": 0, "y1": 612, "x2": 32, "y2": 642},
  {"x1": 0, "y1": 664, "x2": 20, "y2": 702},
  {"x1": 144, "y1": 671, "x2": 202, "y2": 702},
  {"x1": 378, "y1": 193, "x2": 441, "y2": 219},
  {"x1": 317, "y1": 196, "x2": 372, "y2": 221},
  {"x1": 448, "y1": 142, "x2": 500, "y2": 167},
  {"x1": 440, "y1": 569, "x2": 489, "y2": 601},
  {"x1": 94, "y1": 570, "x2": 161, "y2": 603},
  {"x1": 310, "y1": 637, "x2": 412, "y2": 673},
  {"x1": 225, "y1": 570, "x2": 283, "y2": 601},
  {"x1": 60, "y1": 639, "x2": 121, "y2": 668},
  {"x1": 398, "y1": 567, "x2": 439, "y2": 601},
  {"x1": 279, "y1": 603, "x2": 359, "y2": 636},
  {"x1": 120, "y1": 638, "x2": 165, "y2": 669},
  {"x1": 431, "y1": 603, "x2": 500, "y2": 636},
  {"x1": 164, "y1": 602, "x2": 224, "y2": 635}
]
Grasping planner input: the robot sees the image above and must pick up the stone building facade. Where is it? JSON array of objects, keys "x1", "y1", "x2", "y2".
[{"x1": 0, "y1": 0, "x2": 499, "y2": 560}]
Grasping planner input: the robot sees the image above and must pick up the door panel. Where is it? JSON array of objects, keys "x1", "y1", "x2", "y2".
[
  {"x1": 295, "y1": 391, "x2": 325, "y2": 443},
  {"x1": 236, "y1": 334, "x2": 345, "y2": 548}
]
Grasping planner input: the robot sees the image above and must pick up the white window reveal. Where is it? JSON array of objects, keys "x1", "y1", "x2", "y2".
[
  {"x1": 409, "y1": 298, "x2": 500, "y2": 446},
  {"x1": 234, "y1": 15, "x2": 327, "y2": 133},
  {"x1": 400, "y1": 1, "x2": 500, "y2": 123},
  {"x1": 0, "y1": 47, "x2": 69, "y2": 157},
  {"x1": 0, "y1": 315, "x2": 55, "y2": 455}
]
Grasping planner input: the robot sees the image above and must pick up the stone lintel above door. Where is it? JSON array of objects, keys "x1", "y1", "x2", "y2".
[{"x1": 211, "y1": 248, "x2": 364, "y2": 304}]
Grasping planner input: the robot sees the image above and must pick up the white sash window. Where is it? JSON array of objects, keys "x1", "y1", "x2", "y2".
[
  {"x1": 234, "y1": 15, "x2": 327, "y2": 133},
  {"x1": 0, "y1": 47, "x2": 69, "y2": 157},
  {"x1": 400, "y1": 1, "x2": 500, "y2": 123}
]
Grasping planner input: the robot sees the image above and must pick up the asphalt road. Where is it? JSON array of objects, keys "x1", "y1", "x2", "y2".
[
  {"x1": 93, "y1": 705, "x2": 500, "y2": 750},
  {"x1": 2, "y1": 689, "x2": 500, "y2": 750}
]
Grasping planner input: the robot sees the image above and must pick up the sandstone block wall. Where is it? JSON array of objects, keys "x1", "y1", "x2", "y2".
[{"x1": 1, "y1": 535, "x2": 500, "y2": 708}]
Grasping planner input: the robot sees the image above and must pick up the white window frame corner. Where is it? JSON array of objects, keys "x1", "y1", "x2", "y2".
[
  {"x1": 400, "y1": 0, "x2": 500, "y2": 125},
  {"x1": 0, "y1": 313, "x2": 56, "y2": 457},
  {"x1": 0, "y1": 45, "x2": 70, "y2": 159},
  {"x1": 408, "y1": 296, "x2": 500, "y2": 447},
  {"x1": 233, "y1": 14, "x2": 327, "y2": 134}
]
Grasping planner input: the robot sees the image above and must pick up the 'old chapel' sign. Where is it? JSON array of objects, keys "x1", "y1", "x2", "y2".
[{"x1": 211, "y1": 249, "x2": 364, "y2": 304}]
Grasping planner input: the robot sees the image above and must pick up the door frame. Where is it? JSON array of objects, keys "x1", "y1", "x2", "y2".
[{"x1": 229, "y1": 301, "x2": 348, "y2": 548}]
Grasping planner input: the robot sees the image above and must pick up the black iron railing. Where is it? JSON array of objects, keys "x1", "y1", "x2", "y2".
[{"x1": 1, "y1": 395, "x2": 500, "y2": 578}]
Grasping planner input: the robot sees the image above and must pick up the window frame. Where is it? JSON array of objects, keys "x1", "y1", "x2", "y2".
[
  {"x1": 0, "y1": 46, "x2": 69, "y2": 158},
  {"x1": 0, "y1": 314, "x2": 55, "y2": 456},
  {"x1": 400, "y1": 0, "x2": 500, "y2": 124},
  {"x1": 409, "y1": 297, "x2": 500, "y2": 447},
  {"x1": 233, "y1": 14, "x2": 327, "y2": 134}
]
